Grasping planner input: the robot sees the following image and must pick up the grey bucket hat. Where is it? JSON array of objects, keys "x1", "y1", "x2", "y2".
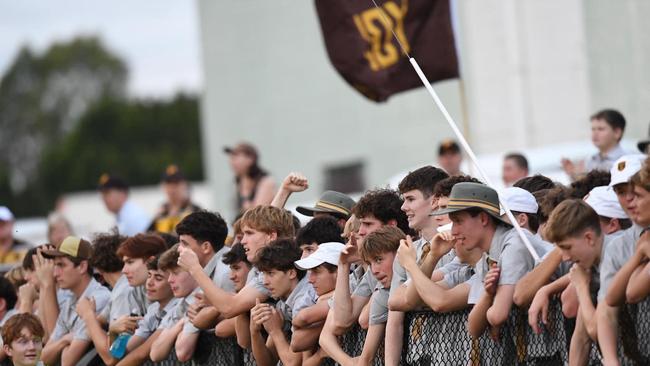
[
  {"x1": 429, "y1": 182, "x2": 510, "y2": 225},
  {"x1": 296, "y1": 191, "x2": 356, "y2": 219}
]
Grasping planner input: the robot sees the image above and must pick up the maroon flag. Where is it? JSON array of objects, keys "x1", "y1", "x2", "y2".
[{"x1": 314, "y1": 0, "x2": 459, "y2": 102}]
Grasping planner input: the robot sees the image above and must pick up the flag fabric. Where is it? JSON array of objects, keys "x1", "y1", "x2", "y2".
[{"x1": 314, "y1": 0, "x2": 459, "y2": 102}]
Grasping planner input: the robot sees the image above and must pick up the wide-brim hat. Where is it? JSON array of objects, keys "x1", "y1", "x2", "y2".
[
  {"x1": 430, "y1": 182, "x2": 510, "y2": 225},
  {"x1": 296, "y1": 191, "x2": 356, "y2": 219}
]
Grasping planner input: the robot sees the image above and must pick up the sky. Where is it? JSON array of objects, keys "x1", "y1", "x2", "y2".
[{"x1": 0, "y1": 0, "x2": 201, "y2": 98}]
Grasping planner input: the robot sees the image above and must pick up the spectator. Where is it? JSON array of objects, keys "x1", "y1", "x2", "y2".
[
  {"x1": 1, "y1": 313, "x2": 45, "y2": 366},
  {"x1": 148, "y1": 164, "x2": 201, "y2": 234},
  {"x1": 224, "y1": 142, "x2": 276, "y2": 214},
  {"x1": 437, "y1": 139, "x2": 463, "y2": 176},
  {"x1": 502, "y1": 153, "x2": 529, "y2": 187},
  {"x1": 513, "y1": 174, "x2": 556, "y2": 193},
  {"x1": 40, "y1": 236, "x2": 111, "y2": 366},
  {"x1": 0, "y1": 207, "x2": 29, "y2": 265},
  {"x1": 584, "y1": 186, "x2": 631, "y2": 235},
  {"x1": 295, "y1": 190, "x2": 356, "y2": 229},
  {"x1": 295, "y1": 216, "x2": 344, "y2": 258},
  {"x1": 97, "y1": 174, "x2": 150, "y2": 236},
  {"x1": 0, "y1": 277, "x2": 17, "y2": 326},
  {"x1": 46, "y1": 213, "x2": 73, "y2": 249},
  {"x1": 562, "y1": 109, "x2": 627, "y2": 180},
  {"x1": 215, "y1": 244, "x2": 251, "y2": 339}
]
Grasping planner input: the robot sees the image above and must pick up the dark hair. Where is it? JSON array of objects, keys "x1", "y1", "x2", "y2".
[
  {"x1": 514, "y1": 174, "x2": 556, "y2": 193},
  {"x1": 90, "y1": 232, "x2": 127, "y2": 273},
  {"x1": 398, "y1": 166, "x2": 449, "y2": 198},
  {"x1": 504, "y1": 153, "x2": 529, "y2": 171},
  {"x1": 512, "y1": 211, "x2": 540, "y2": 233},
  {"x1": 146, "y1": 254, "x2": 163, "y2": 271},
  {"x1": 569, "y1": 170, "x2": 611, "y2": 199},
  {"x1": 316, "y1": 262, "x2": 338, "y2": 273},
  {"x1": 591, "y1": 109, "x2": 626, "y2": 137},
  {"x1": 599, "y1": 216, "x2": 633, "y2": 231},
  {"x1": 538, "y1": 186, "x2": 571, "y2": 224},
  {"x1": 452, "y1": 207, "x2": 504, "y2": 228},
  {"x1": 0, "y1": 277, "x2": 17, "y2": 310},
  {"x1": 22, "y1": 245, "x2": 44, "y2": 271},
  {"x1": 116, "y1": 234, "x2": 167, "y2": 260},
  {"x1": 1, "y1": 313, "x2": 44, "y2": 347},
  {"x1": 175, "y1": 211, "x2": 228, "y2": 253},
  {"x1": 222, "y1": 244, "x2": 251, "y2": 267},
  {"x1": 68, "y1": 256, "x2": 94, "y2": 276},
  {"x1": 291, "y1": 213, "x2": 302, "y2": 233},
  {"x1": 433, "y1": 175, "x2": 482, "y2": 198},
  {"x1": 255, "y1": 239, "x2": 305, "y2": 280},
  {"x1": 295, "y1": 217, "x2": 343, "y2": 246},
  {"x1": 158, "y1": 244, "x2": 181, "y2": 272},
  {"x1": 352, "y1": 188, "x2": 411, "y2": 236},
  {"x1": 156, "y1": 232, "x2": 180, "y2": 248}
]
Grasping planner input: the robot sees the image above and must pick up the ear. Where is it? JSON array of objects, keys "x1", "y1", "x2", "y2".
[
  {"x1": 201, "y1": 241, "x2": 213, "y2": 254},
  {"x1": 288, "y1": 268, "x2": 298, "y2": 280},
  {"x1": 268, "y1": 232, "x2": 278, "y2": 242},
  {"x1": 480, "y1": 212, "x2": 491, "y2": 227},
  {"x1": 78, "y1": 260, "x2": 89, "y2": 275},
  {"x1": 613, "y1": 128, "x2": 623, "y2": 141},
  {"x1": 3, "y1": 344, "x2": 12, "y2": 358},
  {"x1": 605, "y1": 219, "x2": 619, "y2": 235},
  {"x1": 0, "y1": 298, "x2": 6, "y2": 313},
  {"x1": 517, "y1": 213, "x2": 528, "y2": 229},
  {"x1": 584, "y1": 230, "x2": 595, "y2": 245}
]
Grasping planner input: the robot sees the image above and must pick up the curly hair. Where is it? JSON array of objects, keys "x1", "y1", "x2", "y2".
[
  {"x1": 537, "y1": 186, "x2": 571, "y2": 224},
  {"x1": 570, "y1": 170, "x2": 611, "y2": 199},
  {"x1": 398, "y1": 166, "x2": 449, "y2": 198},
  {"x1": 255, "y1": 239, "x2": 305, "y2": 280},
  {"x1": 514, "y1": 174, "x2": 556, "y2": 193},
  {"x1": 175, "y1": 211, "x2": 228, "y2": 252},
  {"x1": 90, "y1": 232, "x2": 127, "y2": 273},
  {"x1": 433, "y1": 175, "x2": 482, "y2": 198},
  {"x1": 1, "y1": 313, "x2": 44, "y2": 348},
  {"x1": 295, "y1": 216, "x2": 343, "y2": 246},
  {"x1": 352, "y1": 188, "x2": 411, "y2": 235}
]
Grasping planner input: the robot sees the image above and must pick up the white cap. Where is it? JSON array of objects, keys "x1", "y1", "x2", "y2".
[
  {"x1": 294, "y1": 242, "x2": 345, "y2": 270},
  {"x1": 609, "y1": 154, "x2": 647, "y2": 187},
  {"x1": 437, "y1": 222, "x2": 453, "y2": 233},
  {"x1": 500, "y1": 187, "x2": 538, "y2": 214},
  {"x1": 0, "y1": 206, "x2": 14, "y2": 222},
  {"x1": 584, "y1": 186, "x2": 628, "y2": 219}
]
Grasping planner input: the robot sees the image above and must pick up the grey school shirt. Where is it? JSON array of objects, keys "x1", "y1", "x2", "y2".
[
  {"x1": 275, "y1": 276, "x2": 313, "y2": 324},
  {"x1": 159, "y1": 292, "x2": 197, "y2": 329},
  {"x1": 99, "y1": 275, "x2": 133, "y2": 323},
  {"x1": 369, "y1": 283, "x2": 390, "y2": 325},
  {"x1": 468, "y1": 226, "x2": 542, "y2": 304},
  {"x1": 134, "y1": 298, "x2": 181, "y2": 339},
  {"x1": 352, "y1": 269, "x2": 379, "y2": 298},
  {"x1": 127, "y1": 285, "x2": 149, "y2": 316},
  {"x1": 51, "y1": 278, "x2": 111, "y2": 341},
  {"x1": 247, "y1": 266, "x2": 271, "y2": 297},
  {"x1": 598, "y1": 224, "x2": 645, "y2": 302},
  {"x1": 183, "y1": 247, "x2": 236, "y2": 333},
  {"x1": 585, "y1": 144, "x2": 627, "y2": 172}
]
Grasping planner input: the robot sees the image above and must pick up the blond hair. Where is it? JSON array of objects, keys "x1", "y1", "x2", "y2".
[
  {"x1": 545, "y1": 199, "x2": 601, "y2": 243},
  {"x1": 239, "y1": 206, "x2": 295, "y2": 238}
]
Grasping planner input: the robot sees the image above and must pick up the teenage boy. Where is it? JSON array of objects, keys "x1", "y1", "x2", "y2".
[
  {"x1": 544, "y1": 200, "x2": 610, "y2": 364},
  {"x1": 320, "y1": 226, "x2": 405, "y2": 366},
  {"x1": 176, "y1": 206, "x2": 295, "y2": 319},
  {"x1": 296, "y1": 216, "x2": 344, "y2": 258},
  {"x1": 623, "y1": 162, "x2": 650, "y2": 303},
  {"x1": 562, "y1": 109, "x2": 627, "y2": 179},
  {"x1": 584, "y1": 186, "x2": 631, "y2": 235},
  {"x1": 290, "y1": 242, "x2": 343, "y2": 354},
  {"x1": 1, "y1": 313, "x2": 45, "y2": 366},
  {"x1": 215, "y1": 244, "x2": 252, "y2": 339},
  {"x1": 77, "y1": 233, "x2": 167, "y2": 365},
  {"x1": 428, "y1": 183, "x2": 539, "y2": 339},
  {"x1": 502, "y1": 153, "x2": 529, "y2": 187},
  {"x1": 386, "y1": 166, "x2": 448, "y2": 365},
  {"x1": 149, "y1": 244, "x2": 199, "y2": 362},
  {"x1": 174, "y1": 211, "x2": 234, "y2": 361},
  {"x1": 249, "y1": 239, "x2": 311, "y2": 366},
  {"x1": 41, "y1": 236, "x2": 111, "y2": 366}
]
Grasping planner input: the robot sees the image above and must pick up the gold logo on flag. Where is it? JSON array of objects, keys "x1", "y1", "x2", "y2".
[{"x1": 353, "y1": 1, "x2": 410, "y2": 71}]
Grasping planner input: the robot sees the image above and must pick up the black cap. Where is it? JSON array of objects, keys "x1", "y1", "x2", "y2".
[
  {"x1": 98, "y1": 173, "x2": 129, "y2": 191},
  {"x1": 161, "y1": 164, "x2": 186, "y2": 183},
  {"x1": 438, "y1": 139, "x2": 461, "y2": 156}
]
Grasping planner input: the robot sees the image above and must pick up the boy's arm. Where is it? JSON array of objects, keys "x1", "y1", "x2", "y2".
[
  {"x1": 174, "y1": 323, "x2": 201, "y2": 362},
  {"x1": 568, "y1": 311, "x2": 591, "y2": 366},
  {"x1": 596, "y1": 302, "x2": 620, "y2": 365},
  {"x1": 319, "y1": 311, "x2": 353, "y2": 364},
  {"x1": 606, "y1": 243, "x2": 646, "y2": 306},
  {"x1": 468, "y1": 291, "x2": 493, "y2": 339},
  {"x1": 118, "y1": 330, "x2": 161, "y2": 366},
  {"x1": 265, "y1": 309, "x2": 302, "y2": 366},
  {"x1": 571, "y1": 265, "x2": 598, "y2": 340},
  {"x1": 150, "y1": 319, "x2": 184, "y2": 362},
  {"x1": 77, "y1": 298, "x2": 117, "y2": 366},
  {"x1": 270, "y1": 173, "x2": 308, "y2": 208},
  {"x1": 626, "y1": 261, "x2": 650, "y2": 304},
  {"x1": 235, "y1": 313, "x2": 252, "y2": 349},
  {"x1": 528, "y1": 275, "x2": 570, "y2": 333},
  {"x1": 41, "y1": 334, "x2": 72, "y2": 365},
  {"x1": 355, "y1": 323, "x2": 386, "y2": 366},
  {"x1": 178, "y1": 246, "x2": 265, "y2": 318},
  {"x1": 290, "y1": 325, "x2": 323, "y2": 352},
  {"x1": 486, "y1": 284, "x2": 515, "y2": 328},
  {"x1": 384, "y1": 311, "x2": 403, "y2": 366},
  {"x1": 250, "y1": 312, "x2": 277, "y2": 366},
  {"x1": 513, "y1": 248, "x2": 563, "y2": 307},
  {"x1": 292, "y1": 301, "x2": 329, "y2": 328},
  {"x1": 215, "y1": 317, "x2": 237, "y2": 338},
  {"x1": 190, "y1": 305, "x2": 220, "y2": 330},
  {"x1": 61, "y1": 339, "x2": 91, "y2": 366}
]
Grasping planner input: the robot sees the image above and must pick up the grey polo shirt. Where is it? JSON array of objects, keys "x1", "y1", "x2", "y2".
[
  {"x1": 275, "y1": 277, "x2": 313, "y2": 325},
  {"x1": 389, "y1": 237, "x2": 456, "y2": 297},
  {"x1": 99, "y1": 275, "x2": 133, "y2": 323},
  {"x1": 585, "y1": 144, "x2": 627, "y2": 172},
  {"x1": 369, "y1": 284, "x2": 390, "y2": 325},
  {"x1": 159, "y1": 292, "x2": 196, "y2": 329},
  {"x1": 352, "y1": 270, "x2": 378, "y2": 298},
  {"x1": 468, "y1": 226, "x2": 540, "y2": 303},
  {"x1": 51, "y1": 279, "x2": 111, "y2": 341},
  {"x1": 246, "y1": 266, "x2": 271, "y2": 297},
  {"x1": 127, "y1": 285, "x2": 149, "y2": 316},
  {"x1": 442, "y1": 263, "x2": 475, "y2": 289},
  {"x1": 134, "y1": 298, "x2": 181, "y2": 339},
  {"x1": 598, "y1": 224, "x2": 645, "y2": 302}
]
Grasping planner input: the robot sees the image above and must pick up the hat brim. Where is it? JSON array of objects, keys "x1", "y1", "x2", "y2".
[
  {"x1": 294, "y1": 257, "x2": 325, "y2": 270},
  {"x1": 296, "y1": 206, "x2": 345, "y2": 217},
  {"x1": 430, "y1": 206, "x2": 511, "y2": 226},
  {"x1": 41, "y1": 249, "x2": 67, "y2": 259}
]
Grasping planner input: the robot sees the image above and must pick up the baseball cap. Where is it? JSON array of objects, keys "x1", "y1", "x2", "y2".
[
  {"x1": 97, "y1": 173, "x2": 129, "y2": 191},
  {"x1": 609, "y1": 154, "x2": 647, "y2": 187},
  {"x1": 294, "y1": 242, "x2": 345, "y2": 270},
  {"x1": 584, "y1": 186, "x2": 628, "y2": 219},
  {"x1": 0, "y1": 207, "x2": 14, "y2": 222},
  {"x1": 500, "y1": 187, "x2": 538, "y2": 214},
  {"x1": 161, "y1": 164, "x2": 186, "y2": 183},
  {"x1": 223, "y1": 142, "x2": 258, "y2": 160},
  {"x1": 296, "y1": 191, "x2": 356, "y2": 219},
  {"x1": 438, "y1": 139, "x2": 461, "y2": 156},
  {"x1": 42, "y1": 236, "x2": 93, "y2": 260}
]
